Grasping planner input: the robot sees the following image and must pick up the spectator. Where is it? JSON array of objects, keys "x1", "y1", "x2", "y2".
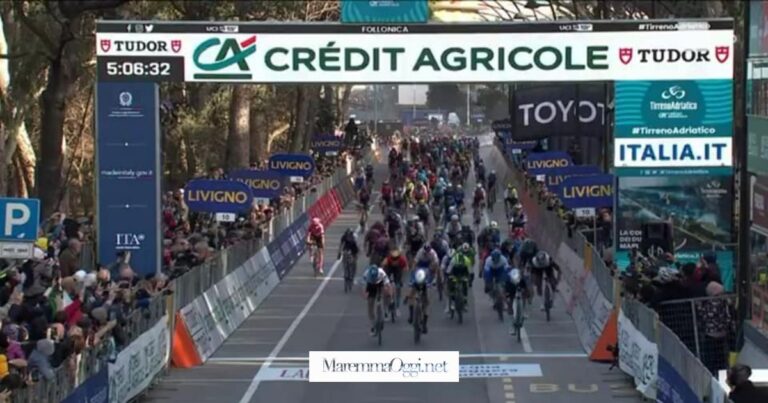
[
  {"x1": 727, "y1": 364, "x2": 768, "y2": 402},
  {"x1": 697, "y1": 252, "x2": 722, "y2": 285},
  {"x1": 680, "y1": 262, "x2": 708, "y2": 299},
  {"x1": 58, "y1": 239, "x2": 81, "y2": 278},
  {"x1": 27, "y1": 339, "x2": 55, "y2": 381},
  {"x1": 1, "y1": 325, "x2": 25, "y2": 361}
]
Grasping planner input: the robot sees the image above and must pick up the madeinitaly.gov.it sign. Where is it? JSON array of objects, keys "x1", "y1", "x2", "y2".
[{"x1": 94, "y1": 21, "x2": 733, "y2": 83}]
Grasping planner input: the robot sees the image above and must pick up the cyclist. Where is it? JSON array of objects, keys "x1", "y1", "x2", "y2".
[
  {"x1": 446, "y1": 243, "x2": 474, "y2": 313},
  {"x1": 358, "y1": 186, "x2": 371, "y2": 223},
  {"x1": 529, "y1": 251, "x2": 561, "y2": 311},
  {"x1": 364, "y1": 265, "x2": 392, "y2": 336},
  {"x1": 504, "y1": 265, "x2": 529, "y2": 335},
  {"x1": 365, "y1": 163, "x2": 374, "y2": 184},
  {"x1": 483, "y1": 249, "x2": 510, "y2": 301},
  {"x1": 307, "y1": 217, "x2": 325, "y2": 274},
  {"x1": 406, "y1": 267, "x2": 430, "y2": 333},
  {"x1": 477, "y1": 221, "x2": 501, "y2": 261},
  {"x1": 354, "y1": 168, "x2": 367, "y2": 192},
  {"x1": 381, "y1": 180, "x2": 393, "y2": 209},
  {"x1": 454, "y1": 185, "x2": 466, "y2": 214},
  {"x1": 393, "y1": 184, "x2": 406, "y2": 210},
  {"x1": 416, "y1": 201, "x2": 430, "y2": 226},
  {"x1": 487, "y1": 170, "x2": 497, "y2": 204},
  {"x1": 504, "y1": 183, "x2": 519, "y2": 213},
  {"x1": 370, "y1": 231, "x2": 391, "y2": 267},
  {"x1": 414, "y1": 244, "x2": 440, "y2": 283},
  {"x1": 446, "y1": 215, "x2": 463, "y2": 248},
  {"x1": 430, "y1": 230, "x2": 451, "y2": 265},
  {"x1": 473, "y1": 184, "x2": 486, "y2": 210},
  {"x1": 405, "y1": 217, "x2": 426, "y2": 262},
  {"x1": 338, "y1": 228, "x2": 359, "y2": 260},
  {"x1": 385, "y1": 209, "x2": 404, "y2": 243},
  {"x1": 381, "y1": 248, "x2": 408, "y2": 313},
  {"x1": 518, "y1": 237, "x2": 539, "y2": 269},
  {"x1": 413, "y1": 180, "x2": 429, "y2": 205},
  {"x1": 475, "y1": 160, "x2": 486, "y2": 186},
  {"x1": 500, "y1": 233, "x2": 520, "y2": 264}
]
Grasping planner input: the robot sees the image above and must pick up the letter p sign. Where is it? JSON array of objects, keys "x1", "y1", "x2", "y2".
[{"x1": 0, "y1": 198, "x2": 40, "y2": 242}]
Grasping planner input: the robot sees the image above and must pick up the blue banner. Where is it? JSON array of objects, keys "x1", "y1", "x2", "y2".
[
  {"x1": 341, "y1": 0, "x2": 428, "y2": 23},
  {"x1": 268, "y1": 153, "x2": 316, "y2": 178},
  {"x1": 96, "y1": 82, "x2": 160, "y2": 277},
  {"x1": 61, "y1": 367, "x2": 109, "y2": 403},
  {"x1": 525, "y1": 152, "x2": 574, "y2": 175},
  {"x1": 311, "y1": 134, "x2": 342, "y2": 154},
  {"x1": 267, "y1": 213, "x2": 308, "y2": 279},
  {"x1": 558, "y1": 174, "x2": 614, "y2": 209},
  {"x1": 184, "y1": 179, "x2": 253, "y2": 213},
  {"x1": 541, "y1": 165, "x2": 602, "y2": 194},
  {"x1": 615, "y1": 80, "x2": 732, "y2": 138},
  {"x1": 657, "y1": 356, "x2": 701, "y2": 403},
  {"x1": 229, "y1": 169, "x2": 286, "y2": 200}
]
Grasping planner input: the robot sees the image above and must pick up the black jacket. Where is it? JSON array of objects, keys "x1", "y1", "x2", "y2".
[{"x1": 729, "y1": 381, "x2": 768, "y2": 403}]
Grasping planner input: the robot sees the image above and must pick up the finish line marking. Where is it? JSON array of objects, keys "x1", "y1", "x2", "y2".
[
  {"x1": 210, "y1": 352, "x2": 587, "y2": 363},
  {"x1": 254, "y1": 364, "x2": 543, "y2": 382}
]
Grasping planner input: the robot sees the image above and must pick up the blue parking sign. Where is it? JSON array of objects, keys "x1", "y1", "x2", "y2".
[{"x1": 0, "y1": 198, "x2": 40, "y2": 242}]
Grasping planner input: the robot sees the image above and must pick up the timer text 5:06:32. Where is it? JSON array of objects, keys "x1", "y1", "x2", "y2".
[{"x1": 104, "y1": 61, "x2": 171, "y2": 77}]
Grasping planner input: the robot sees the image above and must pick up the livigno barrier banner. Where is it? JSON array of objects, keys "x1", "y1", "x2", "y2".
[
  {"x1": 96, "y1": 82, "x2": 160, "y2": 277},
  {"x1": 540, "y1": 165, "x2": 602, "y2": 193},
  {"x1": 94, "y1": 21, "x2": 733, "y2": 83},
  {"x1": 183, "y1": 179, "x2": 253, "y2": 213},
  {"x1": 525, "y1": 152, "x2": 574, "y2": 176},
  {"x1": 558, "y1": 174, "x2": 614, "y2": 210},
  {"x1": 341, "y1": 0, "x2": 429, "y2": 23},
  {"x1": 615, "y1": 174, "x2": 734, "y2": 291}
]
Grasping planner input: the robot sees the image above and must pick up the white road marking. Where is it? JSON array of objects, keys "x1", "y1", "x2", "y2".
[{"x1": 520, "y1": 327, "x2": 533, "y2": 353}]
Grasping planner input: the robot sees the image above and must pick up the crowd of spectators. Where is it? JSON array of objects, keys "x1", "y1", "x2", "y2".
[
  {"x1": 161, "y1": 151, "x2": 353, "y2": 277},
  {"x1": 0, "y1": 213, "x2": 171, "y2": 401}
]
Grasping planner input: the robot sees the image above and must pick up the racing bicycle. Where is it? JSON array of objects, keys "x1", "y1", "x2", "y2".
[
  {"x1": 412, "y1": 288, "x2": 427, "y2": 344},
  {"x1": 342, "y1": 250, "x2": 356, "y2": 293},
  {"x1": 449, "y1": 276, "x2": 468, "y2": 324},
  {"x1": 508, "y1": 270, "x2": 525, "y2": 343},
  {"x1": 374, "y1": 292, "x2": 385, "y2": 346},
  {"x1": 543, "y1": 272, "x2": 555, "y2": 322},
  {"x1": 307, "y1": 241, "x2": 323, "y2": 277},
  {"x1": 492, "y1": 280, "x2": 505, "y2": 322}
]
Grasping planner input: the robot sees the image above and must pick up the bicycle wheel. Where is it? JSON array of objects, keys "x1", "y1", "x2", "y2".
[
  {"x1": 437, "y1": 277, "x2": 444, "y2": 302},
  {"x1": 495, "y1": 290, "x2": 504, "y2": 322},
  {"x1": 455, "y1": 293, "x2": 464, "y2": 324},
  {"x1": 376, "y1": 302, "x2": 384, "y2": 346},
  {"x1": 413, "y1": 303, "x2": 422, "y2": 344},
  {"x1": 344, "y1": 260, "x2": 353, "y2": 293},
  {"x1": 514, "y1": 296, "x2": 523, "y2": 343}
]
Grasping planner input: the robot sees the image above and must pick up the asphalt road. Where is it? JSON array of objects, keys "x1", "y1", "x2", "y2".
[{"x1": 145, "y1": 136, "x2": 642, "y2": 403}]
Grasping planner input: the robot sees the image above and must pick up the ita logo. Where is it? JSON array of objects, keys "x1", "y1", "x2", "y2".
[{"x1": 192, "y1": 35, "x2": 257, "y2": 80}]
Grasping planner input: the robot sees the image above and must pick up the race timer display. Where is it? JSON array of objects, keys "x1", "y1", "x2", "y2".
[{"x1": 97, "y1": 56, "x2": 184, "y2": 82}]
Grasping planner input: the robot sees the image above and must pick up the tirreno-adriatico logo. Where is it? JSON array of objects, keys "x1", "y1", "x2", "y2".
[{"x1": 193, "y1": 36, "x2": 257, "y2": 80}]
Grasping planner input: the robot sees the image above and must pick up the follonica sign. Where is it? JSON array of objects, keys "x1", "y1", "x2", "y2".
[{"x1": 95, "y1": 21, "x2": 733, "y2": 83}]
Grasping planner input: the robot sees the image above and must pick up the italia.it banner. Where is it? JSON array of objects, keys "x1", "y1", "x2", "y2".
[
  {"x1": 613, "y1": 79, "x2": 734, "y2": 289},
  {"x1": 94, "y1": 21, "x2": 733, "y2": 83}
]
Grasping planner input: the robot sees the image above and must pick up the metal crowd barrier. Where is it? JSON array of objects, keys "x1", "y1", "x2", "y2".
[
  {"x1": 658, "y1": 322, "x2": 719, "y2": 401},
  {"x1": 657, "y1": 295, "x2": 737, "y2": 376},
  {"x1": 12, "y1": 296, "x2": 167, "y2": 403}
]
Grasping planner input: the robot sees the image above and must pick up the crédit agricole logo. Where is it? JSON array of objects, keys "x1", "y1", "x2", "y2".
[{"x1": 193, "y1": 35, "x2": 257, "y2": 80}]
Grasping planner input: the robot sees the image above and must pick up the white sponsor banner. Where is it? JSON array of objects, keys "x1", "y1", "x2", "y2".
[
  {"x1": 556, "y1": 243, "x2": 613, "y2": 354},
  {"x1": 259, "y1": 363, "x2": 541, "y2": 381},
  {"x1": 180, "y1": 248, "x2": 280, "y2": 362},
  {"x1": 108, "y1": 315, "x2": 170, "y2": 403},
  {"x1": 618, "y1": 310, "x2": 658, "y2": 399},
  {"x1": 308, "y1": 351, "x2": 460, "y2": 382},
  {"x1": 614, "y1": 137, "x2": 733, "y2": 168},
  {"x1": 95, "y1": 30, "x2": 733, "y2": 82}
]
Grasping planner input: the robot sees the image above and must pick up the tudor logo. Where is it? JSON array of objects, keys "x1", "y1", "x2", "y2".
[
  {"x1": 100, "y1": 39, "x2": 111, "y2": 52},
  {"x1": 619, "y1": 48, "x2": 632, "y2": 64},
  {"x1": 171, "y1": 40, "x2": 182, "y2": 53},
  {"x1": 715, "y1": 46, "x2": 729, "y2": 63}
]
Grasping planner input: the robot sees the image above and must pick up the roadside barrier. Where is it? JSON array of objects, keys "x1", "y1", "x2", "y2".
[
  {"x1": 493, "y1": 139, "x2": 731, "y2": 402},
  {"x1": 42, "y1": 156, "x2": 365, "y2": 402}
]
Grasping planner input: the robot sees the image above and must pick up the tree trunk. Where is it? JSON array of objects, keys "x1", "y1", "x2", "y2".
[
  {"x1": 11, "y1": 121, "x2": 35, "y2": 197},
  {"x1": 225, "y1": 85, "x2": 250, "y2": 172},
  {"x1": 290, "y1": 86, "x2": 311, "y2": 152},
  {"x1": 38, "y1": 55, "x2": 73, "y2": 218},
  {"x1": 249, "y1": 101, "x2": 267, "y2": 163},
  {"x1": 303, "y1": 86, "x2": 321, "y2": 151}
]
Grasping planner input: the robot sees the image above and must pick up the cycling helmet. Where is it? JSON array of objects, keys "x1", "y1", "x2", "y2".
[
  {"x1": 477, "y1": 184, "x2": 483, "y2": 189},
  {"x1": 390, "y1": 249, "x2": 401, "y2": 258},
  {"x1": 414, "y1": 269, "x2": 427, "y2": 284},
  {"x1": 460, "y1": 243, "x2": 470, "y2": 253},
  {"x1": 451, "y1": 215, "x2": 459, "y2": 222},
  {"x1": 508, "y1": 218, "x2": 515, "y2": 226},
  {"x1": 491, "y1": 170, "x2": 496, "y2": 174},
  {"x1": 490, "y1": 221, "x2": 498, "y2": 229},
  {"x1": 365, "y1": 265, "x2": 380, "y2": 284},
  {"x1": 422, "y1": 244, "x2": 432, "y2": 252},
  {"x1": 383, "y1": 180, "x2": 389, "y2": 185},
  {"x1": 532, "y1": 251, "x2": 551, "y2": 269},
  {"x1": 509, "y1": 268, "x2": 522, "y2": 284},
  {"x1": 410, "y1": 216, "x2": 420, "y2": 222},
  {"x1": 490, "y1": 249, "x2": 502, "y2": 261},
  {"x1": 457, "y1": 185, "x2": 463, "y2": 191},
  {"x1": 514, "y1": 203, "x2": 523, "y2": 210},
  {"x1": 312, "y1": 217, "x2": 321, "y2": 225},
  {"x1": 344, "y1": 228, "x2": 355, "y2": 236}
]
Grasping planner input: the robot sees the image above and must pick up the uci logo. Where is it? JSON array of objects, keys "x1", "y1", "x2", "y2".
[
  {"x1": 661, "y1": 85, "x2": 685, "y2": 100},
  {"x1": 193, "y1": 36, "x2": 257, "y2": 80}
]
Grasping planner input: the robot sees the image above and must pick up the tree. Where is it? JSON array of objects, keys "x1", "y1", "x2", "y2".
[{"x1": 226, "y1": 85, "x2": 250, "y2": 171}]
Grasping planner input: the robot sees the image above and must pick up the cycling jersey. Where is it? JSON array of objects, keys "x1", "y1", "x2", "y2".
[
  {"x1": 308, "y1": 222, "x2": 325, "y2": 238},
  {"x1": 414, "y1": 248, "x2": 439, "y2": 269},
  {"x1": 381, "y1": 185, "x2": 393, "y2": 197},
  {"x1": 483, "y1": 256, "x2": 510, "y2": 285},
  {"x1": 448, "y1": 253, "x2": 473, "y2": 278}
]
